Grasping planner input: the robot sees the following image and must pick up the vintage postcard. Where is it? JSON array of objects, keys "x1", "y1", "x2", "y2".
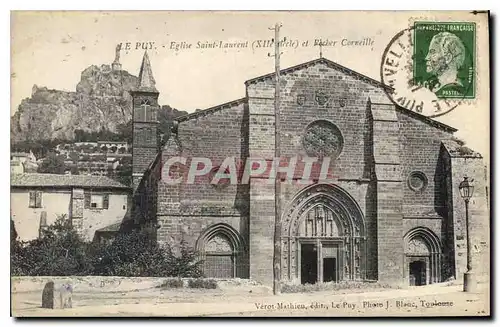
[{"x1": 10, "y1": 11, "x2": 490, "y2": 317}]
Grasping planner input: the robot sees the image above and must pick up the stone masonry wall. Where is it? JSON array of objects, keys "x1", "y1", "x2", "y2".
[
  {"x1": 371, "y1": 102, "x2": 404, "y2": 285},
  {"x1": 131, "y1": 91, "x2": 160, "y2": 193},
  {"x1": 396, "y1": 111, "x2": 455, "y2": 219},
  {"x1": 132, "y1": 125, "x2": 159, "y2": 192},
  {"x1": 246, "y1": 61, "x2": 391, "y2": 284},
  {"x1": 155, "y1": 102, "x2": 250, "y2": 270},
  {"x1": 70, "y1": 188, "x2": 84, "y2": 235},
  {"x1": 246, "y1": 76, "x2": 275, "y2": 285},
  {"x1": 396, "y1": 111, "x2": 458, "y2": 283}
]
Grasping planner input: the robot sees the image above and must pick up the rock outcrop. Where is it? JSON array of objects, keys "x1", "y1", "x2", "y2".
[{"x1": 11, "y1": 63, "x2": 139, "y2": 143}]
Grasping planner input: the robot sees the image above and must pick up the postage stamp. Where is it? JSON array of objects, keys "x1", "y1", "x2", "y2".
[
  {"x1": 380, "y1": 21, "x2": 477, "y2": 118},
  {"x1": 412, "y1": 22, "x2": 476, "y2": 99}
]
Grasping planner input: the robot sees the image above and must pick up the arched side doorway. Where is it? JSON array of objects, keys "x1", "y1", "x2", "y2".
[
  {"x1": 196, "y1": 223, "x2": 245, "y2": 278},
  {"x1": 404, "y1": 227, "x2": 442, "y2": 286},
  {"x1": 281, "y1": 184, "x2": 366, "y2": 284}
]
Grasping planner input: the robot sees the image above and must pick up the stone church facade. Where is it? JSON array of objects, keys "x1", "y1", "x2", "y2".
[{"x1": 131, "y1": 52, "x2": 489, "y2": 286}]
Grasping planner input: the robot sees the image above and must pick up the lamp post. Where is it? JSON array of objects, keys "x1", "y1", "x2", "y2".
[{"x1": 458, "y1": 176, "x2": 475, "y2": 292}]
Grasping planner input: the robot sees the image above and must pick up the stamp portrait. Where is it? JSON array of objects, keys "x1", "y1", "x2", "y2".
[{"x1": 412, "y1": 22, "x2": 476, "y2": 99}]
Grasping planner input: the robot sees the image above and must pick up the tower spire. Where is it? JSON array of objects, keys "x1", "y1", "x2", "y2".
[{"x1": 137, "y1": 51, "x2": 158, "y2": 93}]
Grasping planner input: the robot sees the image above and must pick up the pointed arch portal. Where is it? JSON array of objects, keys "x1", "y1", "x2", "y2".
[
  {"x1": 404, "y1": 227, "x2": 442, "y2": 286},
  {"x1": 196, "y1": 223, "x2": 245, "y2": 278},
  {"x1": 281, "y1": 184, "x2": 366, "y2": 284}
]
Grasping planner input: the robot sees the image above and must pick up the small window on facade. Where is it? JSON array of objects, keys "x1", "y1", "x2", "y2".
[
  {"x1": 91, "y1": 194, "x2": 103, "y2": 208},
  {"x1": 84, "y1": 191, "x2": 109, "y2": 209},
  {"x1": 29, "y1": 191, "x2": 42, "y2": 208},
  {"x1": 407, "y1": 171, "x2": 428, "y2": 192}
]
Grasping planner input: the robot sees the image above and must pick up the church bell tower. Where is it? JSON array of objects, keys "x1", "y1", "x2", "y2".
[{"x1": 130, "y1": 51, "x2": 160, "y2": 192}]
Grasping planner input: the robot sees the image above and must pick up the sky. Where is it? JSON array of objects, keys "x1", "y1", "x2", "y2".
[{"x1": 10, "y1": 11, "x2": 490, "y2": 161}]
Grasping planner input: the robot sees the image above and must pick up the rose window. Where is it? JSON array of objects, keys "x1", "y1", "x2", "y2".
[{"x1": 302, "y1": 120, "x2": 344, "y2": 158}]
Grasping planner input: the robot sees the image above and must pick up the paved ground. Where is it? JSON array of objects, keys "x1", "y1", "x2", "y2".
[{"x1": 11, "y1": 281, "x2": 490, "y2": 317}]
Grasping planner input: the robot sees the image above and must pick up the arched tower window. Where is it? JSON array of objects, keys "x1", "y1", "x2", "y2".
[{"x1": 135, "y1": 99, "x2": 157, "y2": 122}]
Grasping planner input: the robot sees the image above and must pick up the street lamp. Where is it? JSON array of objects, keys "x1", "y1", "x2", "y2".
[{"x1": 458, "y1": 176, "x2": 475, "y2": 292}]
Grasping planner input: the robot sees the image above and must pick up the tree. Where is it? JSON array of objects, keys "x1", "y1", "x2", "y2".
[
  {"x1": 70, "y1": 165, "x2": 80, "y2": 175},
  {"x1": 74, "y1": 129, "x2": 90, "y2": 142},
  {"x1": 11, "y1": 215, "x2": 95, "y2": 276},
  {"x1": 11, "y1": 219, "x2": 18, "y2": 244},
  {"x1": 115, "y1": 163, "x2": 132, "y2": 186},
  {"x1": 38, "y1": 152, "x2": 66, "y2": 174},
  {"x1": 116, "y1": 121, "x2": 132, "y2": 144},
  {"x1": 69, "y1": 151, "x2": 79, "y2": 163}
]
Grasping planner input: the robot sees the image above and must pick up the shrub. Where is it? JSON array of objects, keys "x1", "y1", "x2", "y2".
[
  {"x1": 187, "y1": 278, "x2": 218, "y2": 289},
  {"x1": 92, "y1": 232, "x2": 203, "y2": 278},
  {"x1": 165, "y1": 241, "x2": 204, "y2": 278},
  {"x1": 11, "y1": 216, "x2": 203, "y2": 278},
  {"x1": 37, "y1": 152, "x2": 66, "y2": 174},
  {"x1": 11, "y1": 215, "x2": 95, "y2": 276},
  {"x1": 158, "y1": 278, "x2": 184, "y2": 289}
]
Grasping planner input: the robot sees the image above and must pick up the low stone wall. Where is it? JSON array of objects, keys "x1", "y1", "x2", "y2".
[{"x1": 11, "y1": 276, "x2": 262, "y2": 293}]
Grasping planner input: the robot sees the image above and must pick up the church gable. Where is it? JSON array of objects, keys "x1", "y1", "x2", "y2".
[
  {"x1": 246, "y1": 58, "x2": 391, "y2": 180},
  {"x1": 246, "y1": 58, "x2": 392, "y2": 105},
  {"x1": 245, "y1": 57, "x2": 390, "y2": 92}
]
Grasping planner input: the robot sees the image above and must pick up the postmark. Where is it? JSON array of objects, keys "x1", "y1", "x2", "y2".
[{"x1": 380, "y1": 22, "x2": 475, "y2": 118}]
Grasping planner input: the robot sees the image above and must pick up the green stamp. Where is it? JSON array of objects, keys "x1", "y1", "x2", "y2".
[{"x1": 413, "y1": 22, "x2": 476, "y2": 99}]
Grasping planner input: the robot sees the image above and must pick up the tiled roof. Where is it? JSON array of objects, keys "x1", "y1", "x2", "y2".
[
  {"x1": 441, "y1": 139, "x2": 482, "y2": 158},
  {"x1": 11, "y1": 152, "x2": 29, "y2": 157},
  {"x1": 176, "y1": 98, "x2": 247, "y2": 123},
  {"x1": 394, "y1": 106, "x2": 457, "y2": 133},
  {"x1": 11, "y1": 173, "x2": 130, "y2": 189}
]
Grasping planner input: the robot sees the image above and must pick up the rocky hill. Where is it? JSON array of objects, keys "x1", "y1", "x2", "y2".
[
  {"x1": 11, "y1": 61, "x2": 188, "y2": 145},
  {"x1": 11, "y1": 64, "x2": 138, "y2": 143}
]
